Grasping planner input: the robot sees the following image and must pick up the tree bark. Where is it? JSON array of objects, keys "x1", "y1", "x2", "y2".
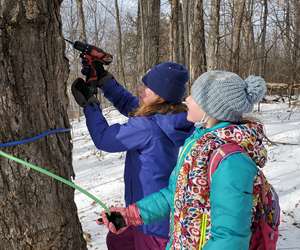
[
  {"x1": 243, "y1": 0, "x2": 256, "y2": 74},
  {"x1": 207, "y1": 0, "x2": 221, "y2": 70},
  {"x1": 259, "y1": 0, "x2": 268, "y2": 77},
  {"x1": 64, "y1": 0, "x2": 82, "y2": 120},
  {"x1": 169, "y1": 0, "x2": 180, "y2": 62},
  {"x1": 289, "y1": 0, "x2": 300, "y2": 106},
  {"x1": 148, "y1": 0, "x2": 160, "y2": 68},
  {"x1": 189, "y1": 0, "x2": 206, "y2": 84},
  {"x1": 76, "y1": 0, "x2": 87, "y2": 42},
  {"x1": 0, "y1": 1, "x2": 86, "y2": 249},
  {"x1": 137, "y1": 0, "x2": 160, "y2": 75},
  {"x1": 115, "y1": 0, "x2": 127, "y2": 86},
  {"x1": 285, "y1": 0, "x2": 291, "y2": 60},
  {"x1": 293, "y1": 0, "x2": 300, "y2": 82},
  {"x1": 182, "y1": 0, "x2": 191, "y2": 76},
  {"x1": 75, "y1": 0, "x2": 87, "y2": 119},
  {"x1": 178, "y1": 3, "x2": 185, "y2": 65},
  {"x1": 230, "y1": 0, "x2": 246, "y2": 74},
  {"x1": 137, "y1": 0, "x2": 146, "y2": 74}
]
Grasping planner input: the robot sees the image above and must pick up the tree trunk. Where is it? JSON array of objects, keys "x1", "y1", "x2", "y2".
[
  {"x1": 243, "y1": 0, "x2": 256, "y2": 74},
  {"x1": 148, "y1": 0, "x2": 160, "y2": 68},
  {"x1": 137, "y1": 0, "x2": 146, "y2": 74},
  {"x1": 289, "y1": 0, "x2": 300, "y2": 106},
  {"x1": 189, "y1": 0, "x2": 206, "y2": 84},
  {"x1": 293, "y1": 0, "x2": 300, "y2": 82},
  {"x1": 115, "y1": 0, "x2": 127, "y2": 86},
  {"x1": 230, "y1": 0, "x2": 246, "y2": 74},
  {"x1": 178, "y1": 3, "x2": 185, "y2": 65},
  {"x1": 75, "y1": 0, "x2": 87, "y2": 120},
  {"x1": 207, "y1": 0, "x2": 221, "y2": 70},
  {"x1": 76, "y1": 0, "x2": 87, "y2": 42},
  {"x1": 256, "y1": 0, "x2": 267, "y2": 112},
  {"x1": 284, "y1": 0, "x2": 293, "y2": 106},
  {"x1": 285, "y1": 0, "x2": 291, "y2": 61},
  {"x1": 169, "y1": 0, "x2": 180, "y2": 62},
  {"x1": 0, "y1": 1, "x2": 86, "y2": 249},
  {"x1": 259, "y1": 0, "x2": 268, "y2": 78},
  {"x1": 137, "y1": 0, "x2": 160, "y2": 75},
  {"x1": 182, "y1": 0, "x2": 191, "y2": 80},
  {"x1": 65, "y1": 0, "x2": 82, "y2": 120}
]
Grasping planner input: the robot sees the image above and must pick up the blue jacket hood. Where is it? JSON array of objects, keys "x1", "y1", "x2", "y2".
[{"x1": 152, "y1": 112, "x2": 194, "y2": 147}]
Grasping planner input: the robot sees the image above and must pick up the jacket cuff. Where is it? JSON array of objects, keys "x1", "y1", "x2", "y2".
[{"x1": 98, "y1": 73, "x2": 114, "y2": 88}]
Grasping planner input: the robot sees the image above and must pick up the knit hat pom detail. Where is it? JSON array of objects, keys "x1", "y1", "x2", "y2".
[{"x1": 245, "y1": 75, "x2": 267, "y2": 104}]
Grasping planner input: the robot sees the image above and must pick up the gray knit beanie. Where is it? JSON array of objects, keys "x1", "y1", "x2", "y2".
[{"x1": 191, "y1": 71, "x2": 267, "y2": 122}]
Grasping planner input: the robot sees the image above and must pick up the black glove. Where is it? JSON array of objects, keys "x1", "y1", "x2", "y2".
[
  {"x1": 71, "y1": 78, "x2": 99, "y2": 108},
  {"x1": 91, "y1": 61, "x2": 114, "y2": 88}
]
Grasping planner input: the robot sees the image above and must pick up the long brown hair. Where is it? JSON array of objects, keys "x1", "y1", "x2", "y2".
[
  {"x1": 240, "y1": 116, "x2": 261, "y2": 124},
  {"x1": 130, "y1": 97, "x2": 187, "y2": 117}
]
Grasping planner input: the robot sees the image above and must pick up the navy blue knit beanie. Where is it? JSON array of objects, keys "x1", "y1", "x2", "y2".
[{"x1": 142, "y1": 62, "x2": 189, "y2": 103}]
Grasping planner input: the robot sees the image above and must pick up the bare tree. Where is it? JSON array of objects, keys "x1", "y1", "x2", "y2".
[
  {"x1": 285, "y1": 0, "x2": 291, "y2": 58},
  {"x1": 230, "y1": 0, "x2": 246, "y2": 74},
  {"x1": 182, "y1": 0, "x2": 191, "y2": 70},
  {"x1": 189, "y1": 0, "x2": 207, "y2": 84},
  {"x1": 0, "y1": 0, "x2": 86, "y2": 249},
  {"x1": 137, "y1": 0, "x2": 161, "y2": 74},
  {"x1": 259, "y1": 0, "x2": 268, "y2": 77},
  {"x1": 76, "y1": 0, "x2": 87, "y2": 41},
  {"x1": 62, "y1": 0, "x2": 82, "y2": 120},
  {"x1": 86, "y1": 0, "x2": 107, "y2": 47},
  {"x1": 169, "y1": 0, "x2": 180, "y2": 62},
  {"x1": 115, "y1": 0, "x2": 127, "y2": 86},
  {"x1": 73, "y1": 0, "x2": 87, "y2": 120},
  {"x1": 242, "y1": 0, "x2": 256, "y2": 74},
  {"x1": 288, "y1": 0, "x2": 300, "y2": 106},
  {"x1": 178, "y1": 3, "x2": 185, "y2": 65},
  {"x1": 292, "y1": 0, "x2": 300, "y2": 82},
  {"x1": 207, "y1": 0, "x2": 221, "y2": 70},
  {"x1": 60, "y1": 0, "x2": 300, "y2": 102}
]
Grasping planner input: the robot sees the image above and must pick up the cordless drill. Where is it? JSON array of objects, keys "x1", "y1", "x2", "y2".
[{"x1": 65, "y1": 39, "x2": 113, "y2": 84}]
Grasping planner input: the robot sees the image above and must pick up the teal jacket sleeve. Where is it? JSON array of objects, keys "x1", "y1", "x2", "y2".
[
  {"x1": 136, "y1": 165, "x2": 178, "y2": 224},
  {"x1": 203, "y1": 153, "x2": 258, "y2": 250}
]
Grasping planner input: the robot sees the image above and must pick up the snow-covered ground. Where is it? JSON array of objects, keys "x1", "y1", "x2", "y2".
[{"x1": 72, "y1": 101, "x2": 300, "y2": 250}]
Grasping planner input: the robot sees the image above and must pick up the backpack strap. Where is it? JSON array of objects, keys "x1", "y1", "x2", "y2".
[{"x1": 208, "y1": 143, "x2": 246, "y2": 186}]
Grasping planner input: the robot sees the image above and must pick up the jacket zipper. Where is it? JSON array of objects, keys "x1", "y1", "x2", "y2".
[
  {"x1": 198, "y1": 213, "x2": 208, "y2": 250},
  {"x1": 178, "y1": 139, "x2": 197, "y2": 164}
]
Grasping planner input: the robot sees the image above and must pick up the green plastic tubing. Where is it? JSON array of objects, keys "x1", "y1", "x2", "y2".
[{"x1": 0, "y1": 150, "x2": 110, "y2": 214}]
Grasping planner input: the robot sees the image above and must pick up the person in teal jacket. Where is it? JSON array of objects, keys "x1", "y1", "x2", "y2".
[{"x1": 102, "y1": 71, "x2": 268, "y2": 250}]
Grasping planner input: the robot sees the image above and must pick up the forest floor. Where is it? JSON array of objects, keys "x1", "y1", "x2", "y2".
[{"x1": 72, "y1": 99, "x2": 300, "y2": 250}]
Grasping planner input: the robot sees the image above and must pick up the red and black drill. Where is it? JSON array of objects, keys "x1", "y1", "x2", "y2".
[{"x1": 65, "y1": 39, "x2": 113, "y2": 84}]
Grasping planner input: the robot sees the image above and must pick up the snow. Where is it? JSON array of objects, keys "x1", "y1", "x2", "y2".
[{"x1": 72, "y1": 102, "x2": 300, "y2": 250}]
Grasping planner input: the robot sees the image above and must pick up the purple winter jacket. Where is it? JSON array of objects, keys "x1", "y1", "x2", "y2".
[{"x1": 83, "y1": 79, "x2": 194, "y2": 238}]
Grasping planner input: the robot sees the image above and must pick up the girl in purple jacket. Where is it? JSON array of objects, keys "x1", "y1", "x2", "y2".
[{"x1": 71, "y1": 62, "x2": 194, "y2": 250}]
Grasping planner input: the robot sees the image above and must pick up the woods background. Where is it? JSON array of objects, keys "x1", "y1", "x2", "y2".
[
  {"x1": 0, "y1": 0, "x2": 299, "y2": 249},
  {"x1": 62, "y1": 0, "x2": 300, "y2": 118}
]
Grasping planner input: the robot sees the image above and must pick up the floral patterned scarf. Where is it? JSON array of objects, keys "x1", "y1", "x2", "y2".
[{"x1": 171, "y1": 122, "x2": 267, "y2": 249}]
